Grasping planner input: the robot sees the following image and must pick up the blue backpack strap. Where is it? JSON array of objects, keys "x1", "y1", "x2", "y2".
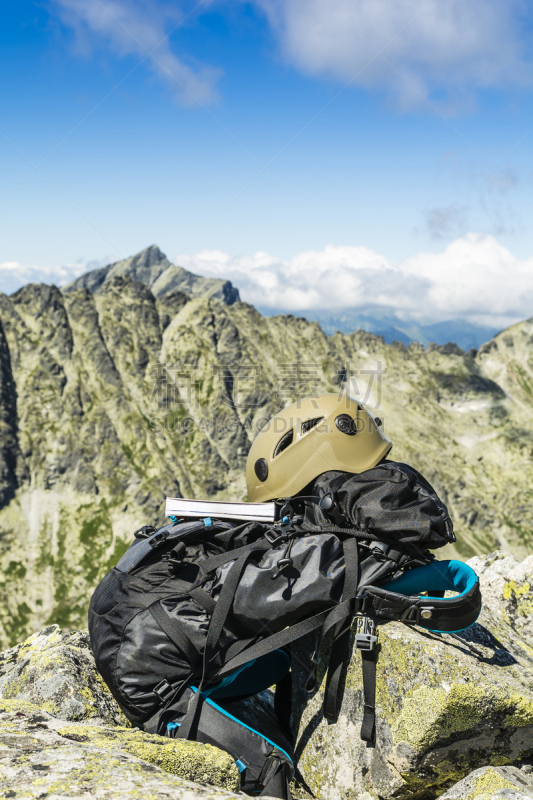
[{"x1": 167, "y1": 686, "x2": 294, "y2": 799}]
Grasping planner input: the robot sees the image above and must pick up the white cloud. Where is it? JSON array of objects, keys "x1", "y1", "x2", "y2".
[
  {"x1": 0, "y1": 256, "x2": 113, "y2": 296},
  {"x1": 49, "y1": 0, "x2": 219, "y2": 105},
  {"x1": 253, "y1": 0, "x2": 532, "y2": 110},
  {"x1": 5, "y1": 235, "x2": 532, "y2": 330},
  {"x1": 178, "y1": 233, "x2": 533, "y2": 328}
]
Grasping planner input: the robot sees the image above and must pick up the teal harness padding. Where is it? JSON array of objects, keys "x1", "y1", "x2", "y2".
[
  {"x1": 386, "y1": 559, "x2": 478, "y2": 598},
  {"x1": 382, "y1": 559, "x2": 481, "y2": 632}
]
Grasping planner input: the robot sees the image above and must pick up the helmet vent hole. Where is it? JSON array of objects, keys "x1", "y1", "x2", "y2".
[
  {"x1": 301, "y1": 417, "x2": 324, "y2": 435},
  {"x1": 273, "y1": 429, "x2": 294, "y2": 457},
  {"x1": 335, "y1": 414, "x2": 357, "y2": 436}
]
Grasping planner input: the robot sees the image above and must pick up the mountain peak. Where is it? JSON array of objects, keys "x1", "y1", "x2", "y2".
[
  {"x1": 127, "y1": 244, "x2": 167, "y2": 270},
  {"x1": 63, "y1": 245, "x2": 240, "y2": 306}
]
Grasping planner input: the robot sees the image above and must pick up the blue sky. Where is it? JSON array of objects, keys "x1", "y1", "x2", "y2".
[{"x1": 1, "y1": 1, "x2": 533, "y2": 324}]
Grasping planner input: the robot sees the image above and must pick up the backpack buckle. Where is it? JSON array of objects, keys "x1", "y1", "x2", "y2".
[
  {"x1": 400, "y1": 605, "x2": 420, "y2": 624},
  {"x1": 354, "y1": 616, "x2": 377, "y2": 651},
  {"x1": 148, "y1": 530, "x2": 169, "y2": 549},
  {"x1": 153, "y1": 679, "x2": 176, "y2": 704},
  {"x1": 162, "y1": 542, "x2": 186, "y2": 570},
  {"x1": 265, "y1": 529, "x2": 286, "y2": 546},
  {"x1": 134, "y1": 525, "x2": 156, "y2": 539}
]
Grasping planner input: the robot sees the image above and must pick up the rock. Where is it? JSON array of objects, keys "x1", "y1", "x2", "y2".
[
  {"x1": 440, "y1": 766, "x2": 533, "y2": 799},
  {"x1": 292, "y1": 591, "x2": 533, "y2": 800},
  {"x1": 0, "y1": 700, "x2": 241, "y2": 798},
  {"x1": 0, "y1": 624, "x2": 125, "y2": 726},
  {"x1": 468, "y1": 552, "x2": 533, "y2": 649},
  {"x1": 0, "y1": 629, "x2": 242, "y2": 795},
  {"x1": 53, "y1": 719, "x2": 239, "y2": 790}
]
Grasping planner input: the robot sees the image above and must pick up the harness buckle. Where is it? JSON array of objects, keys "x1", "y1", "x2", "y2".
[{"x1": 354, "y1": 616, "x2": 378, "y2": 651}]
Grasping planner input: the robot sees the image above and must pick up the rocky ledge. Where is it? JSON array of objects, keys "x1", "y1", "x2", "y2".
[{"x1": 0, "y1": 551, "x2": 531, "y2": 800}]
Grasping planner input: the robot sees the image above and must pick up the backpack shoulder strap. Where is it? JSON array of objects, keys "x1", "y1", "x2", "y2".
[{"x1": 116, "y1": 518, "x2": 234, "y2": 574}]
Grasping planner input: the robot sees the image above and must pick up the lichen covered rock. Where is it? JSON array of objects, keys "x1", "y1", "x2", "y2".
[
  {"x1": 0, "y1": 624, "x2": 125, "y2": 725},
  {"x1": 0, "y1": 700, "x2": 241, "y2": 799},
  {"x1": 440, "y1": 766, "x2": 533, "y2": 800},
  {"x1": 468, "y1": 552, "x2": 533, "y2": 649},
  {"x1": 54, "y1": 721, "x2": 240, "y2": 790},
  {"x1": 292, "y1": 594, "x2": 533, "y2": 800},
  {"x1": 0, "y1": 629, "x2": 240, "y2": 793}
]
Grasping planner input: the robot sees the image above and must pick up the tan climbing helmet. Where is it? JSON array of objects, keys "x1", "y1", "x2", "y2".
[{"x1": 246, "y1": 393, "x2": 392, "y2": 503}]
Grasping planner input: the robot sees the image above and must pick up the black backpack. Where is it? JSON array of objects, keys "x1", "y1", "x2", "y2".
[{"x1": 89, "y1": 463, "x2": 481, "y2": 799}]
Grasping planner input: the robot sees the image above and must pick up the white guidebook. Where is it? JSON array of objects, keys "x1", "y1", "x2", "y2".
[{"x1": 165, "y1": 497, "x2": 278, "y2": 523}]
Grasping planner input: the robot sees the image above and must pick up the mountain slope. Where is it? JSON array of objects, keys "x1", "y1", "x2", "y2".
[
  {"x1": 64, "y1": 245, "x2": 240, "y2": 304},
  {"x1": 0, "y1": 279, "x2": 531, "y2": 647}
]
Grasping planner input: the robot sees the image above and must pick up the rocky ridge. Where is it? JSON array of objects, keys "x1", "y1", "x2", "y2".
[
  {"x1": 0, "y1": 552, "x2": 532, "y2": 800},
  {"x1": 0, "y1": 247, "x2": 531, "y2": 645}
]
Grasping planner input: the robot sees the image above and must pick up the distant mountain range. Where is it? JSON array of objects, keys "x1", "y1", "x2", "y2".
[{"x1": 259, "y1": 307, "x2": 500, "y2": 351}]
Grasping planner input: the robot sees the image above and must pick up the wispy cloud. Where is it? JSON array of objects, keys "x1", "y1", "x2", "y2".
[
  {"x1": 418, "y1": 154, "x2": 523, "y2": 240},
  {"x1": 421, "y1": 204, "x2": 470, "y2": 241},
  {"x1": 49, "y1": 0, "x2": 220, "y2": 105},
  {"x1": 253, "y1": 0, "x2": 533, "y2": 111}
]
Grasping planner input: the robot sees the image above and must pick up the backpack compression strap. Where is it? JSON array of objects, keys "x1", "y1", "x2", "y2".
[{"x1": 211, "y1": 559, "x2": 481, "y2": 746}]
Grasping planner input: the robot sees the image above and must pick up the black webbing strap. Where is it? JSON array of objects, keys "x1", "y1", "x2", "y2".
[
  {"x1": 189, "y1": 587, "x2": 216, "y2": 616},
  {"x1": 258, "y1": 756, "x2": 291, "y2": 799},
  {"x1": 322, "y1": 622, "x2": 351, "y2": 722},
  {"x1": 323, "y1": 537, "x2": 359, "y2": 722},
  {"x1": 360, "y1": 649, "x2": 377, "y2": 743},
  {"x1": 199, "y1": 539, "x2": 272, "y2": 574},
  {"x1": 176, "y1": 550, "x2": 256, "y2": 740},
  {"x1": 214, "y1": 600, "x2": 355, "y2": 682},
  {"x1": 294, "y1": 765, "x2": 316, "y2": 799},
  {"x1": 148, "y1": 601, "x2": 200, "y2": 667}
]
